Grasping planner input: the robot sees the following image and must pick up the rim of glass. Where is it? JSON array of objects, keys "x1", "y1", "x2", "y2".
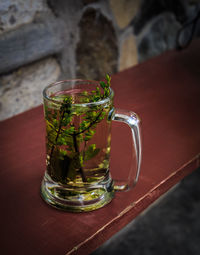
[{"x1": 43, "y1": 79, "x2": 114, "y2": 107}]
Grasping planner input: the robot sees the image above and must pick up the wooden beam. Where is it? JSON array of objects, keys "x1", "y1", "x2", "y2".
[{"x1": 0, "y1": 16, "x2": 64, "y2": 74}]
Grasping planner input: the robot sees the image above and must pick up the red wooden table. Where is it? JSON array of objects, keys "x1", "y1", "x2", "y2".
[{"x1": 1, "y1": 39, "x2": 200, "y2": 255}]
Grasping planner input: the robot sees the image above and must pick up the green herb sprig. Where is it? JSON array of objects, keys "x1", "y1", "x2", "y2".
[{"x1": 45, "y1": 75, "x2": 111, "y2": 184}]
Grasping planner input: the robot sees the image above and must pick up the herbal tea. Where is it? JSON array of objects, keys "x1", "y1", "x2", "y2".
[{"x1": 44, "y1": 88, "x2": 112, "y2": 187}]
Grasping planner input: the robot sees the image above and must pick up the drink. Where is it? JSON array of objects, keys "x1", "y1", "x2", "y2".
[
  {"x1": 45, "y1": 89, "x2": 112, "y2": 185},
  {"x1": 43, "y1": 87, "x2": 114, "y2": 207}
]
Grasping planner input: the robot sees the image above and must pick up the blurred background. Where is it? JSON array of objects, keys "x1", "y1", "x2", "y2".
[
  {"x1": 0, "y1": 0, "x2": 200, "y2": 121},
  {"x1": 0, "y1": 1, "x2": 200, "y2": 254}
]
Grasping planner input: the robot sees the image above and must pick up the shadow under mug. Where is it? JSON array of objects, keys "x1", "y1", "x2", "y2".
[{"x1": 41, "y1": 79, "x2": 142, "y2": 212}]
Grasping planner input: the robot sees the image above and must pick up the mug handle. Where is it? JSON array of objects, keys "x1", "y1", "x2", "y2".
[{"x1": 111, "y1": 108, "x2": 142, "y2": 191}]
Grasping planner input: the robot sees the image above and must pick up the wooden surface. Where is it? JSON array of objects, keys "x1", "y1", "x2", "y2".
[{"x1": 1, "y1": 39, "x2": 200, "y2": 255}]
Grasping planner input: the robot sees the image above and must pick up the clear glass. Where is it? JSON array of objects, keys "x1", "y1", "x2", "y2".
[{"x1": 41, "y1": 79, "x2": 142, "y2": 212}]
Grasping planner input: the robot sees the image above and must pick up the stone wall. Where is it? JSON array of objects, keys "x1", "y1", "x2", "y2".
[{"x1": 0, "y1": 0, "x2": 199, "y2": 120}]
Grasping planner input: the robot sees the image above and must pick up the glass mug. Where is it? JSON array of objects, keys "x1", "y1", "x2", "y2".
[{"x1": 41, "y1": 79, "x2": 142, "y2": 212}]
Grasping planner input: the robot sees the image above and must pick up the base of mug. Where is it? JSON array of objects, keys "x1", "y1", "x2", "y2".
[{"x1": 41, "y1": 173, "x2": 115, "y2": 212}]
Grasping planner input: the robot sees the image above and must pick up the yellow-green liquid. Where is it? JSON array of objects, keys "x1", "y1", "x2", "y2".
[{"x1": 44, "y1": 90, "x2": 112, "y2": 188}]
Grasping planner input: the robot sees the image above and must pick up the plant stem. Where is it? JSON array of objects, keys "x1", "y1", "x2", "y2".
[
  {"x1": 49, "y1": 109, "x2": 65, "y2": 170},
  {"x1": 72, "y1": 132, "x2": 87, "y2": 182},
  {"x1": 76, "y1": 109, "x2": 103, "y2": 136}
]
